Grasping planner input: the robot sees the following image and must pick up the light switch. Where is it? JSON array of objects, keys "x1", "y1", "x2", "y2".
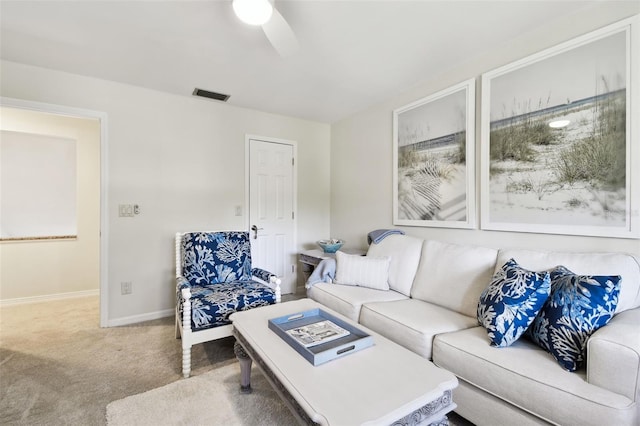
[{"x1": 119, "y1": 204, "x2": 135, "y2": 217}]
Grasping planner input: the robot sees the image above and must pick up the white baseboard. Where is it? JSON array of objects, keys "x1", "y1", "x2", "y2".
[
  {"x1": 0, "y1": 289, "x2": 99, "y2": 307},
  {"x1": 0, "y1": 290, "x2": 174, "y2": 328},
  {"x1": 106, "y1": 308, "x2": 174, "y2": 327}
]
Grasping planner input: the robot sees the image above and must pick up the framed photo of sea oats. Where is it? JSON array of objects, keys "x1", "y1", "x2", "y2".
[
  {"x1": 480, "y1": 17, "x2": 639, "y2": 239},
  {"x1": 393, "y1": 79, "x2": 476, "y2": 229}
]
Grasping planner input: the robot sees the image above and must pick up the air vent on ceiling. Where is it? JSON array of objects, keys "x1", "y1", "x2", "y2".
[{"x1": 192, "y1": 88, "x2": 230, "y2": 102}]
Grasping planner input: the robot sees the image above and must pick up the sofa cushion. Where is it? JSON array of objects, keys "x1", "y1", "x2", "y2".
[
  {"x1": 496, "y1": 249, "x2": 640, "y2": 313},
  {"x1": 411, "y1": 240, "x2": 498, "y2": 317},
  {"x1": 433, "y1": 327, "x2": 637, "y2": 426},
  {"x1": 334, "y1": 251, "x2": 391, "y2": 290},
  {"x1": 306, "y1": 283, "x2": 407, "y2": 321},
  {"x1": 359, "y1": 299, "x2": 478, "y2": 359},
  {"x1": 477, "y1": 259, "x2": 551, "y2": 347},
  {"x1": 366, "y1": 234, "x2": 423, "y2": 297},
  {"x1": 528, "y1": 266, "x2": 621, "y2": 371}
]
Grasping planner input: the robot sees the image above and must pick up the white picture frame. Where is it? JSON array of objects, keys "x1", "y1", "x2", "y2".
[
  {"x1": 480, "y1": 17, "x2": 639, "y2": 239},
  {"x1": 393, "y1": 78, "x2": 476, "y2": 229}
]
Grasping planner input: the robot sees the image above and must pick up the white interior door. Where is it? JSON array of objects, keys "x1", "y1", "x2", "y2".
[{"x1": 248, "y1": 138, "x2": 296, "y2": 294}]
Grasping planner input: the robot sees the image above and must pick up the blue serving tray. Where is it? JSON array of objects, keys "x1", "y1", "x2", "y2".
[{"x1": 268, "y1": 308, "x2": 373, "y2": 366}]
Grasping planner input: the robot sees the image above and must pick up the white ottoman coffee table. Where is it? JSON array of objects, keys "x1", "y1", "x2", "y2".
[{"x1": 231, "y1": 298, "x2": 458, "y2": 425}]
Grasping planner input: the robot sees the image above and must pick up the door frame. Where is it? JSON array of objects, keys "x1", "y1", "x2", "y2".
[
  {"x1": 1, "y1": 96, "x2": 109, "y2": 327},
  {"x1": 244, "y1": 134, "x2": 298, "y2": 289}
]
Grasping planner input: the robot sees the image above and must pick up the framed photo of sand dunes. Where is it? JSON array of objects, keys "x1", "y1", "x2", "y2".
[
  {"x1": 393, "y1": 79, "x2": 476, "y2": 229},
  {"x1": 480, "y1": 17, "x2": 639, "y2": 239}
]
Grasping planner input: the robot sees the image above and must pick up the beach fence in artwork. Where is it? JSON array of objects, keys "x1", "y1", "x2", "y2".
[
  {"x1": 489, "y1": 89, "x2": 625, "y2": 131},
  {"x1": 398, "y1": 131, "x2": 467, "y2": 222}
]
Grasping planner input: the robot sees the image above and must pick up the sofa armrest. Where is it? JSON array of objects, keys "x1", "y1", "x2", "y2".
[{"x1": 587, "y1": 307, "x2": 640, "y2": 402}]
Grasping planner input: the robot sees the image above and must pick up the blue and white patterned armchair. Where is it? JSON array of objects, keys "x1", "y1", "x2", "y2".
[{"x1": 175, "y1": 231, "x2": 281, "y2": 378}]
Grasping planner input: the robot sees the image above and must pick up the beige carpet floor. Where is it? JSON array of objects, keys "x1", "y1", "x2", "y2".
[
  {"x1": 0, "y1": 295, "x2": 474, "y2": 425},
  {"x1": 0, "y1": 296, "x2": 239, "y2": 425},
  {"x1": 106, "y1": 362, "x2": 295, "y2": 425}
]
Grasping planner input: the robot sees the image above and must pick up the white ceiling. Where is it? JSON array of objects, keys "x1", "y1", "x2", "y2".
[{"x1": 0, "y1": 0, "x2": 614, "y2": 123}]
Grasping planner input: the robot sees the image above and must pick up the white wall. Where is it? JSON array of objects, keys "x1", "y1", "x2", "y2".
[
  {"x1": 0, "y1": 60, "x2": 331, "y2": 324},
  {"x1": 0, "y1": 107, "x2": 100, "y2": 301},
  {"x1": 331, "y1": 4, "x2": 640, "y2": 257}
]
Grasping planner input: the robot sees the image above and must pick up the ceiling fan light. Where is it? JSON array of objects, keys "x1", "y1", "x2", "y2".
[{"x1": 233, "y1": 0, "x2": 273, "y2": 26}]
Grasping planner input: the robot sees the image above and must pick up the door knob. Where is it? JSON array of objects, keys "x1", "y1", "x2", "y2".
[{"x1": 251, "y1": 225, "x2": 263, "y2": 239}]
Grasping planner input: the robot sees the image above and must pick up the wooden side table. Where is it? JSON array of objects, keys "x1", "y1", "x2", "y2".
[{"x1": 299, "y1": 248, "x2": 366, "y2": 282}]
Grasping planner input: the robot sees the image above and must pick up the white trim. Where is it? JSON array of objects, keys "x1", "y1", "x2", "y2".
[
  {"x1": 392, "y1": 78, "x2": 476, "y2": 229},
  {"x1": 0, "y1": 96, "x2": 110, "y2": 326},
  {"x1": 106, "y1": 308, "x2": 174, "y2": 327},
  {"x1": 0, "y1": 289, "x2": 99, "y2": 307},
  {"x1": 479, "y1": 16, "x2": 639, "y2": 239}
]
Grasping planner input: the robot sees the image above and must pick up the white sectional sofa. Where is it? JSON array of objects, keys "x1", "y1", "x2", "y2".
[{"x1": 306, "y1": 234, "x2": 640, "y2": 426}]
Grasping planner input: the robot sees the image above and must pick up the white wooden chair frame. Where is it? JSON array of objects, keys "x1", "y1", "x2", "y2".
[{"x1": 175, "y1": 232, "x2": 281, "y2": 378}]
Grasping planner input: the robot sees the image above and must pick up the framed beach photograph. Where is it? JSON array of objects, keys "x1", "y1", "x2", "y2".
[
  {"x1": 393, "y1": 79, "x2": 476, "y2": 229},
  {"x1": 480, "y1": 17, "x2": 639, "y2": 239}
]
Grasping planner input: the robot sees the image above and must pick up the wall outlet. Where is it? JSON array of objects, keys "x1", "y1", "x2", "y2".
[{"x1": 121, "y1": 281, "x2": 132, "y2": 295}]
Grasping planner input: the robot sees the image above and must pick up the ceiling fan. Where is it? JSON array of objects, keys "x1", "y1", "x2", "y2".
[{"x1": 232, "y1": 0, "x2": 299, "y2": 57}]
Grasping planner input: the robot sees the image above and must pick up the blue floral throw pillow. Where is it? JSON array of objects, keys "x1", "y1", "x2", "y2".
[
  {"x1": 477, "y1": 259, "x2": 551, "y2": 347},
  {"x1": 528, "y1": 266, "x2": 621, "y2": 372}
]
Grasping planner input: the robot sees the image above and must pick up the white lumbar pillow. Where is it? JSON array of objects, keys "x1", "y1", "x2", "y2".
[{"x1": 334, "y1": 251, "x2": 391, "y2": 291}]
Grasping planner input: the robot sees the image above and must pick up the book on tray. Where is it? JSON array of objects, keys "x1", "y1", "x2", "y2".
[{"x1": 285, "y1": 320, "x2": 350, "y2": 348}]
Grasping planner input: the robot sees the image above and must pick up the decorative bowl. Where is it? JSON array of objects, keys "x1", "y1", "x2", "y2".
[{"x1": 317, "y1": 239, "x2": 344, "y2": 253}]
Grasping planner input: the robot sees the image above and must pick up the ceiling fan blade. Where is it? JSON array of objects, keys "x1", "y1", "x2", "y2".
[{"x1": 262, "y1": 7, "x2": 299, "y2": 57}]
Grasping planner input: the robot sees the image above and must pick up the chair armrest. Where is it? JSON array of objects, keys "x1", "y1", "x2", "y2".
[
  {"x1": 252, "y1": 267, "x2": 277, "y2": 283},
  {"x1": 176, "y1": 275, "x2": 190, "y2": 291},
  {"x1": 587, "y1": 307, "x2": 640, "y2": 401},
  {"x1": 176, "y1": 277, "x2": 192, "y2": 319},
  {"x1": 251, "y1": 267, "x2": 281, "y2": 303}
]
